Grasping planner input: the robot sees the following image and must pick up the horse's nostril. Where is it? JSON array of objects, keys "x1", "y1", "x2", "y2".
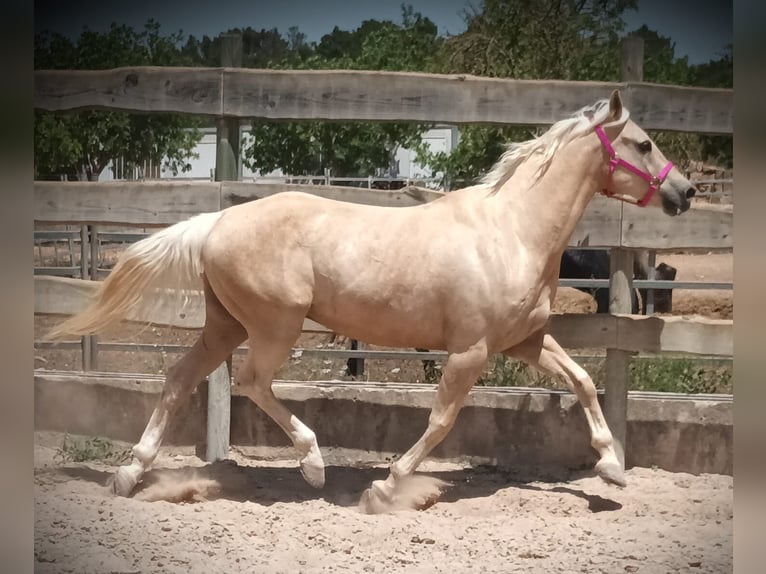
[{"x1": 686, "y1": 187, "x2": 697, "y2": 199}]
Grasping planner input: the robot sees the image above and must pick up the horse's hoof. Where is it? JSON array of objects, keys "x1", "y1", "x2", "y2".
[
  {"x1": 595, "y1": 458, "x2": 627, "y2": 487},
  {"x1": 300, "y1": 460, "x2": 325, "y2": 489},
  {"x1": 358, "y1": 480, "x2": 392, "y2": 514},
  {"x1": 300, "y1": 446, "x2": 325, "y2": 489},
  {"x1": 358, "y1": 475, "x2": 448, "y2": 514},
  {"x1": 112, "y1": 465, "x2": 140, "y2": 497}
]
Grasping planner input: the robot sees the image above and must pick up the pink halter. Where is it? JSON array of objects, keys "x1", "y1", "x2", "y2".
[{"x1": 594, "y1": 125, "x2": 673, "y2": 207}]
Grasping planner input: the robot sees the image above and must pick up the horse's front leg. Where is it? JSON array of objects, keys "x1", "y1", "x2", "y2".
[
  {"x1": 359, "y1": 340, "x2": 488, "y2": 513},
  {"x1": 505, "y1": 331, "x2": 625, "y2": 487}
]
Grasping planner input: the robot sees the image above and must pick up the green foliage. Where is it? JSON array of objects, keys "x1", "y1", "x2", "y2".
[
  {"x1": 689, "y1": 45, "x2": 733, "y2": 168},
  {"x1": 477, "y1": 354, "x2": 731, "y2": 395},
  {"x1": 55, "y1": 434, "x2": 131, "y2": 464},
  {"x1": 440, "y1": 0, "x2": 633, "y2": 80},
  {"x1": 34, "y1": 20, "x2": 203, "y2": 180},
  {"x1": 690, "y1": 45, "x2": 733, "y2": 87},
  {"x1": 413, "y1": 125, "x2": 543, "y2": 188},
  {"x1": 415, "y1": 1, "x2": 733, "y2": 182},
  {"x1": 245, "y1": 6, "x2": 441, "y2": 178},
  {"x1": 314, "y1": 7, "x2": 442, "y2": 72},
  {"x1": 246, "y1": 120, "x2": 424, "y2": 177},
  {"x1": 416, "y1": 0, "x2": 636, "y2": 183},
  {"x1": 630, "y1": 28, "x2": 732, "y2": 169},
  {"x1": 183, "y1": 27, "x2": 289, "y2": 67},
  {"x1": 629, "y1": 357, "x2": 732, "y2": 394},
  {"x1": 477, "y1": 356, "x2": 550, "y2": 387},
  {"x1": 631, "y1": 25, "x2": 692, "y2": 85},
  {"x1": 355, "y1": 6, "x2": 442, "y2": 72}
]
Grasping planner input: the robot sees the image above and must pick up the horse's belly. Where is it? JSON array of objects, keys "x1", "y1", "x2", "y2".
[{"x1": 307, "y1": 299, "x2": 447, "y2": 350}]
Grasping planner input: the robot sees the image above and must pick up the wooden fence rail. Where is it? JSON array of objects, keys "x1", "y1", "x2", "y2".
[
  {"x1": 34, "y1": 68, "x2": 733, "y2": 134},
  {"x1": 35, "y1": 275, "x2": 733, "y2": 359},
  {"x1": 35, "y1": 229, "x2": 735, "y2": 291},
  {"x1": 34, "y1": 181, "x2": 733, "y2": 251}
]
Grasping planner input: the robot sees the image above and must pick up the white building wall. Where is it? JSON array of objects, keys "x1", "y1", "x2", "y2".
[{"x1": 100, "y1": 126, "x2": 458, "y2": 183}]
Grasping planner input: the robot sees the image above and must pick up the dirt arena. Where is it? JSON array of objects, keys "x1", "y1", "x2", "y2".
[
  {"x1": 34, "y1": 252, "x2": 733, "y2": 573},
  {"x1": 34, "y1": 431, "x2": 732, "y2": 574}
]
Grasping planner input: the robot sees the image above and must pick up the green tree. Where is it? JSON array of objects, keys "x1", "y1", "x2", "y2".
[
  {"x1": 186, "y1": 27, "x2": 289, "y2": 67},
  {"x1": 34, "y1": 21, "x2": 203, "y2": 180},
  {"x1": 626, "y1": 25, "x2": 702, "y2": 168},
  {"x1": 316, "y1": 26, "x2": 360, "y2": 60},
  {"x1": 627, "y1": 28, "x2": 732, "y2": 169},
  {"x1": 689, "y1": 45, "x2": 733, "y2": 167},
  {"x1": 441, "y1": 0, "x2": 634, "y2": 80},
  {"x1": 415, "y1": 0, "x2": 637, "y2": 187},
  {"x1": 691, "y1": 45, "x2": 733, "y2": 88},
  {"x1": 245, "y1": 6, "x2": 442, "y2": 179},
  {"x1": 354, "y1": 6, "x2": 441, "y2": 72},
  {"x1": 631, "y1": 24, "x2": 692, "y2": 84}
]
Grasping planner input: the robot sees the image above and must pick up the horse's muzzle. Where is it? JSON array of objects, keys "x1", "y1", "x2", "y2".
[{"x1": 661, "y1": 185, "x2": 696, "y2": 216}]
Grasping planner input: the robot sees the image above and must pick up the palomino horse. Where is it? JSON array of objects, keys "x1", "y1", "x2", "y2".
[{"x1": 46, "y1": 91, "x2": 696, "y2": 513}]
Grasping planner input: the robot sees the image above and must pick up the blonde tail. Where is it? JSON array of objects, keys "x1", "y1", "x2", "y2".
[{"x1": 44, "y1": 211, "x2": 223, "y2": 341}]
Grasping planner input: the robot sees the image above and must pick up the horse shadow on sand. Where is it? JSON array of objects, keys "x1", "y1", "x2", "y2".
[{"x1": 56, "y1": 459, "x2": 622, "y2": 513}]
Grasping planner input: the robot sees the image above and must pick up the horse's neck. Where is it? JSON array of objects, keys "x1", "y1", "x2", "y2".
[{"x1": 493, "y1": 136, "x2": 604, "y2": 259}]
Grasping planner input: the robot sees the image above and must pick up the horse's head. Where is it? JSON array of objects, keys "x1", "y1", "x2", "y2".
[{"x1": 596, "y1": 91, "x2": 697, "y2": 216}]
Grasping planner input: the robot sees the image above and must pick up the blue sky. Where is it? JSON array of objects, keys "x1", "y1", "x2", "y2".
[{"x1": 35, "y1": 0, "x2": 732, "y2": 65}]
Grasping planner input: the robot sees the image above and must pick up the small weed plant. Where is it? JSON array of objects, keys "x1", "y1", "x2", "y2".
[{"x1": 55, "y1": 434, "x2": 132, "y2": 465}]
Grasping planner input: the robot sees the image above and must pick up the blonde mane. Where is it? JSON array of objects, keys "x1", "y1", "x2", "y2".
[{"x1": 481, "y1": 98, "x2": 617, "y2": 193}]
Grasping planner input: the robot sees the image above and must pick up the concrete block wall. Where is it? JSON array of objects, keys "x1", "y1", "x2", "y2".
[{"x1": 34, "y1": 372, "x2": 732, "y2": 476}]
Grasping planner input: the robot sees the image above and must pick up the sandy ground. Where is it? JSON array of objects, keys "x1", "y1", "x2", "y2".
[
  {"x1": 659, "y1": 252, "x2": 733, "y2": 319},
  {"x1": 34, "y1": 431, "x2": 732, "y2": 574}
]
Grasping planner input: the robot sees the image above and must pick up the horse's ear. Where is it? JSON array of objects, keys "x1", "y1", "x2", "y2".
[
  {"x1": 602, "y1": 90, "x2": 629, "y2": 137},
  {"x1": 607, "y1": 90, "x2": 623, "y2": 122}
]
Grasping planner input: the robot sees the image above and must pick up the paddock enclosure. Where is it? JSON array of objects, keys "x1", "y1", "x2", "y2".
[{"x1": 34, "y1": 36, "x2": 733, "y2": 572}]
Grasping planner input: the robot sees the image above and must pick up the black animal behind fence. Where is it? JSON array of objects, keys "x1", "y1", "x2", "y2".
[{"x1": 559, "y1": 249, "x2": 677, "y2": 315}]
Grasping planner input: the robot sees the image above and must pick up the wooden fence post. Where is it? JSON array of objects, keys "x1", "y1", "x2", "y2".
[
  {"x1": 604, "y1": 35, "x2": 645, "y2": 469},
  {"x1": 88, "y1": 225, "x2": 99, "y2": 370},
  {"x1": 347, "y1": 339, "x2": 365, "y2": 378},
  {"x1": 205, "y1": 32, "x2": 242, "y2": 463},
  {"x1": 79, "y1": 225, "x2": 92, "y2": 371},
  {"x1": 620, "y1": 35, "x2": 644, "y2": 84},
  {"x1": 644, "y1": 250, "x2": 657, "y2": 314},
  {"x1": 605, "y1": 248, "x2": 634, "y2": 468}
]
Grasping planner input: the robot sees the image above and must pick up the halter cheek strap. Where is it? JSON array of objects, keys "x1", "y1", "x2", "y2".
[{"x1": 594, "y1": 125, "x2": 673, "y2": 207}]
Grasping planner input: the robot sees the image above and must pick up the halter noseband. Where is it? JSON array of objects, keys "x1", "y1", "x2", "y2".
[{"x1": 594, "y1": 125, "x2": 673, "y2": 207}]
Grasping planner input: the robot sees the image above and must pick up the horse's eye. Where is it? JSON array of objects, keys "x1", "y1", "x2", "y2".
[{"x1": 638, "y1": 140, "x2": 652, "y2": 153}]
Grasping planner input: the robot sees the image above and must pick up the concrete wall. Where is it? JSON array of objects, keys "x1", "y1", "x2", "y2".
[{"x1": 34, "y1": 371, "x2": 732, "y2": 477}]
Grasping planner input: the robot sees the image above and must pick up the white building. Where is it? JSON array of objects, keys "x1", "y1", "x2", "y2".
[{"x1": 99, "y1": 126, "x2": 459, "y2": 184}]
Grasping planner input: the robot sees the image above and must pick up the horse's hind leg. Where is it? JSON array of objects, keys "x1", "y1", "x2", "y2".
[
  {"x1": 112, "y1": 279, "x2": 246, "y2": 496},
  {"x1": 238, "y1": 319, "x2": 325, "y2": 489},
  {"x1": 505, "y1": 331, "x2": 625, "y2": 487}
]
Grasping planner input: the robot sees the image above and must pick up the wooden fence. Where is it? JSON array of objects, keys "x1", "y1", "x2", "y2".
[
  {"x1": 33, "y1": 35, "x2": 734, "y2": 465},
  {"x1": 34, "y1": 70, "x2": 732, "y2": 133}
]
